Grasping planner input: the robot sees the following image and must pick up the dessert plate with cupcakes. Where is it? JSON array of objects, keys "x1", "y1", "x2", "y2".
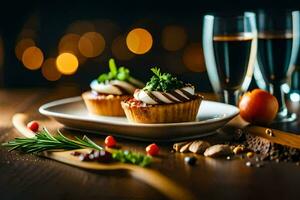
[{"x1": 40, "y1": 59, "x2": 239, "y2": 141}]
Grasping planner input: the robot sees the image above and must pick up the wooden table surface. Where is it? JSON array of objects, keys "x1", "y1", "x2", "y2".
[{"x1": 1, "y1": 87, "x2": 300, "y2": 200}]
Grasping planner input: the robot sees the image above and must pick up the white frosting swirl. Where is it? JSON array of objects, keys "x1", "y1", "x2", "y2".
[
  {"x1": 134, "y1": 86, "x2": 195, "y2": 105},
  {"x1": 91, "y1": 80, "x2": 141, "y2": 95}
]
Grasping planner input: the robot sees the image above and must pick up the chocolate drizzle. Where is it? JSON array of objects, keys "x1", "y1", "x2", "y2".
[
  {"x1": 162, "y1": 93, "x2": 180, "y2": 103},
  {"x1": 134, "y1": 83, "x2": 197, "y2": 105},
  {"x1": 146, "y1": 91, "x2": 165, "y2": 104},
  {"x1": 179, "y1": 89, "x2": 194, "y2": 99},
  {"x1": 169, "y1": 91, "x2": 189, "y2": 101}
]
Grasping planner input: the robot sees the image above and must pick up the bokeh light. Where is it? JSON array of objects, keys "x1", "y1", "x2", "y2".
[
  {"x1": 41, "y1": 58, "x2": 62, "y2": 81},
  {"x1": 282, "y1": 83, "x2": 290, "y2": 94},
  {"x1": 111, "y1": 35, "x2": 135, "y2": 60},
  {"x1": 15, "y1": 38, "x2": 35, "y2": 60},
  {"x1": 290, "y1": 92, "x2": 300, "y2": 102},
  {"x1": 22, "y1": 46, "x2": 44, "y2": 70},
  {"x1": 59, "y1": 33, "x2": 80, "y2": 53},
  {"x1": 162, "y1": 25, "x2": 187, "y2": 51},
  {"x1": 126, "y1": 28, "x2": 153, "y2": 54},
  {"x1": 56, "y1": 53, "x2": 79, "y2": 75},
  {"x1": 78, "y1": 32, "x2": 105, "y2": 58},
  {"x1": 182, "y1": 43, "x2": 206, "y2": 72},
  {"x1": 58, "y1": 33, "x2": 86, "y2": 64}
]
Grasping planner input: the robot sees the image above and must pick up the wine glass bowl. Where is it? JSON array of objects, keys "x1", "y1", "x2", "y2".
[{"x1": 203, "y1": 12, "x2": 257, "y2": 105}]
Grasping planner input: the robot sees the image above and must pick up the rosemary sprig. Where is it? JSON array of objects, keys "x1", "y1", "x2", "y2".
[
  {"x1": 2, "y1": 128, "x2": 152, "y2": 167},
  {"x1": 2, "y1": 128, "x2": 103, "y2": 153}
]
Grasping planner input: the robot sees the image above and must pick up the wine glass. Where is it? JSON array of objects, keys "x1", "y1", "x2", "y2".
[
  {"x1": 202, "y1": 12, "x2": 257, "y2": 105},
  {"x1": 255, "y1": 10, "x2": 300, "y2": 122}
]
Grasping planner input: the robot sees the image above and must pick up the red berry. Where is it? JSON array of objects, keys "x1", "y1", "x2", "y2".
[
  {"x1": 104, "y1": 135, "x2": 116, "y2": 148},
  {"x1": 27, "y1": 121, "x2": 39, "y2": 132},
  {"x1": 146, "y1": 143, "x2": 159, "y2": 156}
]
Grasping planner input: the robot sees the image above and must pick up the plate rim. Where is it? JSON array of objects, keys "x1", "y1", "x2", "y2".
[{"x1": 39, "y1": 96, "x2": 239, "y2": 127}]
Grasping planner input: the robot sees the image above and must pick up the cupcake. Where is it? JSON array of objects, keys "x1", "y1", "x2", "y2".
[
  {"x1": 121, "y1": 68, "x2": 203, "y2": 123},
  {"x1": 82, "y1": 58, "x2": 144, "y2": 116}
]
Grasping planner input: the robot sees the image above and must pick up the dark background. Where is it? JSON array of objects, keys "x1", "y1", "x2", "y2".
[{"x1": 0, "y1": 0, "x2": 300, "y2": 91}]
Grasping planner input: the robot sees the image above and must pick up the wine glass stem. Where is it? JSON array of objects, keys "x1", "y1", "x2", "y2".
[
  {"x1": 222, "y1": 90, "x2": 238, "y2": 105},
  {"x1": 269, "y1": 83, "x2": 288, "y2": 117}
]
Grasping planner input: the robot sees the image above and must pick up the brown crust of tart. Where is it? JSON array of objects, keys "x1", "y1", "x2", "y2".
[
  {"x1": 82, "y1": 91, "x2": 131, "y2": 116},
  {"x1": 121, "y1": 94, "x2": 203, "y2": 123}
]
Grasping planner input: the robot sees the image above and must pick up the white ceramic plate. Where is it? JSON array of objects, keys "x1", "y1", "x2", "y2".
[{"x1": 39, "y1": 96, "x2": 239, "y2": 142}]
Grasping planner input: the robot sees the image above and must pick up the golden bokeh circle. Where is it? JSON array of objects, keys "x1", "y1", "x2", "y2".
[
  {"x1": 126, "y1": 28, "x2": 153, "y2": 54},
  {"x1": 59, "y1": 33, "x2": 80, "y2": 54},
  {"x1": 56, "y1": 53, "x2": 79, "y2": 75},
  {"x1": 41, "y1": 58, "x2": 61, "y2": 81},
  {"x1": 22, "y1": 46, "x2": 44, "y2": 70},
  {"x1": 182, "y1": 43, "x2": 206, "y2": 72},
  {"x1": 58, "y1": 33, "x2": 86, "y2": 64},
  {"x1": 78, "y1": 32, "x2": 105, "y2": 58}
]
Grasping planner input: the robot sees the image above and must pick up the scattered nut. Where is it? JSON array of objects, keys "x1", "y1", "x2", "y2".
[
  {"x1": 180, "y1": 142, "x2": 193, "y2": 153},
  {"x1": 188, "y1": 140, "x2": 210, "y2": 154},
  {"x1": 204, "y1": 144, "x2": 232, "y2": 157},
  {"x1": 233, "y1": 145, "x2": 245, "y2": 155},
  {"x1": 173, "y1": 141, "x2": 189, "y2": 152},
  {"x1": 246, "y1": 152, "x2": 254, "y2": 158}
]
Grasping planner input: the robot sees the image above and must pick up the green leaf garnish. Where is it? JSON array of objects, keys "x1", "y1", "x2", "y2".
[
  {"x1": 97, "y1": 58, "x2": 131, "y2": 83},
  {"x1": 143, "y1": 67, "x2": 184, "y2": 92},
  {"x1": 112, "y1": 150, "x2": 152, "y2": 167},
  {"x1": 109, "y1": 58, "x2": 117, "y2": 76},
  {"x1": 117, "y1": 67, "x2": 130, "y2": 81}
]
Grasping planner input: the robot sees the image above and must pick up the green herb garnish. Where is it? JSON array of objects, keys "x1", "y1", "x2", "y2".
[
  {"x1": 112, "y1": 150, "x2": 152, "y2": 167},
  {"x1": 143, "y1": 67, "x2": 184, "y2": 92},
  {"x1": 2, "y1": 129, "x2": 152, "y2": 167},
  {"x1": 97, "y1": 58, "x2": 131, "y2": 83},
  {"x1": 2, "y1": 128, "x2": 103, "y2": 153}
]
